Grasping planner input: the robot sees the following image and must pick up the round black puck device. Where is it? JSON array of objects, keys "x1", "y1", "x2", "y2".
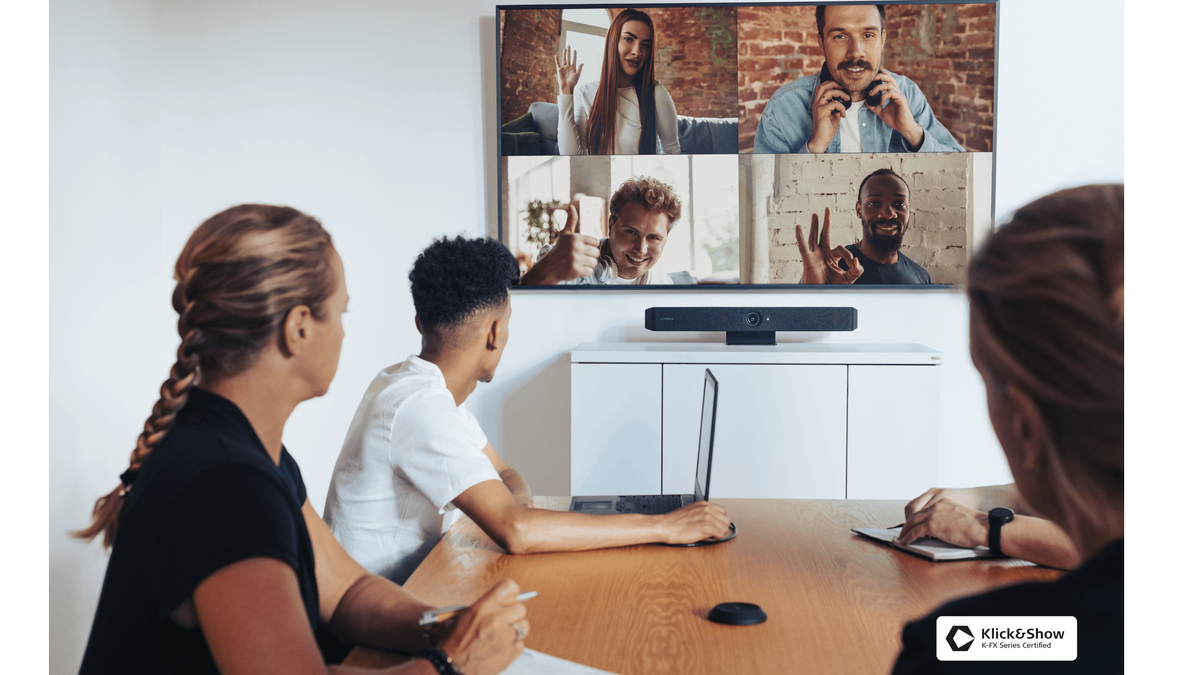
[{"x1": 708, "y1": 602, "x2": 767, "y2": 626}]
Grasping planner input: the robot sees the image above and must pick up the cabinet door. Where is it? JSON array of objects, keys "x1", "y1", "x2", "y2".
[
  {"x1": 846, "y1": 365, "x2": 940, "y2": 499},
  {"x1": 570, "y1": 363, "x2": 662, "y2": 495},
  {"x1": 663, "y1": 364, "x2": 847, "y2": 499}
]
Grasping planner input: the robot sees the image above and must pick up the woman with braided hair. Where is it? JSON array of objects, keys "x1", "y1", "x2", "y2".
[
  {"x1": 76, "y1": 205, "x2": 529, "y2": 675},
  {"x1": 892, "y1": 184, "x2": 1124, "y2": 674}
]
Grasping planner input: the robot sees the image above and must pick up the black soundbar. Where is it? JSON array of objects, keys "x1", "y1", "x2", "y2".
[{"x1": 644, "y1": 307, "x2": 857, "y2": 345}]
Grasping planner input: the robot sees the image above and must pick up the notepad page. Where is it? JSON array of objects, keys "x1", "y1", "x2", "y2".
[{"x1": 500, "y1": 649, "x2": 621, "y2": 675}]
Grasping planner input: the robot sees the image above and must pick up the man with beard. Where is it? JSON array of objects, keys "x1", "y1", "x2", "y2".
[
  {"x1": 520, "y1": 176, "x2": 682, "y2": 286},
  {"x1": 753, "y1": 4, "x2": 963, "y2": 154},
  {"x1": 794, "y1": 168, "x2": 931, "y2": 285}
]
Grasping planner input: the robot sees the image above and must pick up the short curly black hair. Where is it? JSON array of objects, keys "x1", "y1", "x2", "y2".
[
  {"x1": 857, "y1": 167, "x2": 909, "y2": 203},
  {"x1": 409, "y1": 236, "x2": 519, "y2": 335}
]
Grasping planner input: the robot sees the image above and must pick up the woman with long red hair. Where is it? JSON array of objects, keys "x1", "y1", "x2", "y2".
[{"x1": 556, "y1": 9, "x2": 680, "y2": 155}]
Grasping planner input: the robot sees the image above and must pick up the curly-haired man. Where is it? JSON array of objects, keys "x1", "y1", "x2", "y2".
[
  {"x1": 521, "y1": 175, "x2": 682, "y2": 285},
  {"x1": 323, "y1": 236, "x2": 730, "y2": 583}
]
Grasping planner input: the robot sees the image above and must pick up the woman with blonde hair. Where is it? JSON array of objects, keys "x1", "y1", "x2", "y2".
[
  {"x1": 555, "y1": 8, "x2": 680, "y2": 155},
  {"x1": 892, "y1": 184, "x2": 1124, "y2": 673},
  {"x1": 76, "y1": 205, "x2": 529, "y2": 675}
]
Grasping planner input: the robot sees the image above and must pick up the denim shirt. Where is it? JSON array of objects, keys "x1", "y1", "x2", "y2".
[{"x1": 753, "y1": 70, "x2": 965, "y2": 154}]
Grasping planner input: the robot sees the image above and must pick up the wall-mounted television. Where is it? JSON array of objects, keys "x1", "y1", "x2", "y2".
[{"x1": 497, "y1": 2, "x2": 997, "y2": 288}]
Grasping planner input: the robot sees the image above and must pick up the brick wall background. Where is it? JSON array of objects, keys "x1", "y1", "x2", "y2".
[
  {"x1": 738, "y1": 5, "x2": 821, "y2": 152},
  {"x1": 883, "y1": 4, "x2": 995, "y2": 152},
  {"x1": 625, "y1": 6, "x2": 738, "y2": 119},
  {"x1": 746, "y1": 153, "x2": 974, "y2": 284},
  {"x1": 499, "y1": 10, "x2": 561, "y2": 126},
  {"x1": 737, "y1": 3, "x2": 995, "y2": 153},
  {"x1": 500, "y1": 8, "x2": 737, "y2": 126}
]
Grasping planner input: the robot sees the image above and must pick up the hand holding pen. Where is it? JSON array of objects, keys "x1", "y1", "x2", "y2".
[
  {"x1": 428, "y1": 580, "x2": 533, "y2": 675},
  {"x1": 421, "y1": 591, "x2": 538, "y2": 626}
]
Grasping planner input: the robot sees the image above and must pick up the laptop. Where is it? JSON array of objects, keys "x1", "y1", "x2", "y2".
[{"x1": 569, "y1": 368, "x2": 737, "y2": 545}]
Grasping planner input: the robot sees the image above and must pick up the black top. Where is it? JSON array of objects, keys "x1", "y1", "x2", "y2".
[
  {"x1": 844, "y1": 243, "x2": 932, "y2": 285},
  {"x1": 79, "y1": 388, "x2": 319, "y2": 675},
  {"x1": 892, "y1": 539, "x2": 1124, "y2": 675}
]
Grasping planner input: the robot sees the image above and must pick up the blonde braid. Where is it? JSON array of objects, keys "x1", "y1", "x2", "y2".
[
  {"x1": 73, "y1": 280, "x2": 203, "y2": 549},
  {"x1": 74, "y1": 203, "x2": 335, "y2": 550}
]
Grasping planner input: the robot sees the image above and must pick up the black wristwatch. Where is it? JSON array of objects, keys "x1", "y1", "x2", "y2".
[
  {"x1": 415, "y1": 647, "x2": 464, "y2": 675},
  {"x1": 987, "y1": 507, "x2": 1015, "y2": 556}
]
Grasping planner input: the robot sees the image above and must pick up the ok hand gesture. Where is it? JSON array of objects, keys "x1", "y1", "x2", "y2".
[
  {"x1": 794, "y1": 208, "x2": 864, "y2": 285},
  {"x1": 554, "y1": 47, "x2": 583, "y2": 97}
]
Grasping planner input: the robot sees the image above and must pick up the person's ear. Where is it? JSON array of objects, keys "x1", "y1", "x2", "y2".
[
  {"x1": 1003, "y1": 384, "x2": 1048, "y2": 474},
  {"x1": 281, "y1": 304, "x2": 314, "y2": 358},
  {"x1": 414, "y1": 315, "x2": 423, "y2": 335},
  {"x1": 855, "y1": 201, "x2": 863, "y2": 219},
  {"x1": 485, "y1": 317, "x2": 501, "y2": 352}
]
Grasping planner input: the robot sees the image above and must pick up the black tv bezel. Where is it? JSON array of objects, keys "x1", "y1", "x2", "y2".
[{"x1": 495, "y1": 0, "x2": 1000, "y2": 292}]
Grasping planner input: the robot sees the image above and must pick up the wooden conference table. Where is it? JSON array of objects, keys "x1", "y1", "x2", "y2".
[{"x1": 344, "y1": 498, "x2": 1062, "y2": 674}]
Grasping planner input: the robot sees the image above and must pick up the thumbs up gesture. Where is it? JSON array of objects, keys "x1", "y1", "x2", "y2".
[{"x1": 519, "y1": 204, "x2": 601, "y2": 285}]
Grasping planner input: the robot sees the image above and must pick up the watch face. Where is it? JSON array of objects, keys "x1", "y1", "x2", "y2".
[{"x1": 989, "y1": 507, "x2": 1015, "y2": 523}]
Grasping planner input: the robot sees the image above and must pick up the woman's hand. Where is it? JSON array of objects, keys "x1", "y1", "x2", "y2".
[
  {"x1": 438, "y1": 579, "x2": 529, "y2": 675},
  {"x1": 554, "y1": 47, "x2": 583, "y2": 96},
  {"x1": 904, "y1": 487, "x2": 980, "y2": 520},
  {"x1": 896, "y1": 498, "x2": 989, "y2": 549}
]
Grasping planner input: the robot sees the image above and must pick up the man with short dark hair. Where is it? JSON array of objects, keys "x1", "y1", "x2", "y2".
[
  {"x1": 324, "y1": 236, "x2": 730, "y2": 583},
  {"x1": 754, "y1": 4, "x2": 963, "y2": 154},
  {"x1": 794, "y1": 168, "x2": 932, "y2": 285},
  {"x1": 521, "y1": 176, "x2": 683, "y2": 285}
]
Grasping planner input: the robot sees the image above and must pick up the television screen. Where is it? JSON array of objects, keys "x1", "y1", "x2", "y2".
[{"x1": 497, "y1": 2, "x2": 996, "y2": 288}]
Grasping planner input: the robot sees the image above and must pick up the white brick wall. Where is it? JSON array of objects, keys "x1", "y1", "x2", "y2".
[{"x1": 745, "y1": 153, "x2": 975, "y2": 285}]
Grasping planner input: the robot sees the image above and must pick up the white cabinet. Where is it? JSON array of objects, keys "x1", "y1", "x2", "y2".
[
  {"x1": 846, "y1": 365, "x2": 941, "y2": 499},
  {"x1": 571, "y1": 343, "x2": 942, "y2": 499},
  {"x1": 569, "y1": 363, "x2": 662, "y2": 495}
]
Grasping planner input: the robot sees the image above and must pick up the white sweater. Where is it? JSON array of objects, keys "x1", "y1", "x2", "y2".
[{"x1": 558, "y1": 81, "x2": 681, "y2": 155}]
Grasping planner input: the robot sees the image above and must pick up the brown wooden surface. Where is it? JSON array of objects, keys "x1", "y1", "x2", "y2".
[{"x1": 344, "y1": 498, "x2": 1062, "y2": 674}]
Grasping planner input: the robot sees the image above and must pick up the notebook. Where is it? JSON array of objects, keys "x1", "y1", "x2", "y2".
[{"x1": 852, "y1": 526, "x2": 1033, "y2": 565}]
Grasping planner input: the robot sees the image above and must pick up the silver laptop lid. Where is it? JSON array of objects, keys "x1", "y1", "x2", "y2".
[{"x1": 694, "y1": 369, "x2": 719, "y2": 502}]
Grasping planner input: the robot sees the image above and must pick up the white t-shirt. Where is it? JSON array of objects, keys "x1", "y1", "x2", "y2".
[
  {"x1": 323, "y1": 356, "x2": 501, "y2": 583},
  {"x1": 558, "y1": 80, "x2": 680, "y2": 155},
  {"x1": 838, "y1": 100, "x2": 866, "y2": 153}
]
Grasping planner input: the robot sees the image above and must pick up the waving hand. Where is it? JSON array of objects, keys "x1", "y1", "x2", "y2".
[{"x1": 554, "y1": 47, "x2": 583, "y2": 96}]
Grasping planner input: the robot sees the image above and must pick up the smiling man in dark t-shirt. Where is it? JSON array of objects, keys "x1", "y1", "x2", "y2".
[{"x1": 795, "y1": 167, "x2": 932, "y2": 285}]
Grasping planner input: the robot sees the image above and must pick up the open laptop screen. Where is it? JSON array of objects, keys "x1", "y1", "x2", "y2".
[{"x1": 694, "y1": 369, "x2": 719, "y2": 502}]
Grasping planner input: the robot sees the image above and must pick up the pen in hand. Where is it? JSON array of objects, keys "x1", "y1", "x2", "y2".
[{"x1": 419, "y1": 591, "x2": 538, "y2": 626}]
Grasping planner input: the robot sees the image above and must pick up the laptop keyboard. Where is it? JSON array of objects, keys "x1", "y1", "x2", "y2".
[{"x1": 615, "y1": 495, "x2": 684, "y2": 515}]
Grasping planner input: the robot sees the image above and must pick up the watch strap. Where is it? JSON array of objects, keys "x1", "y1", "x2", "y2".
[
  {"x1": 988, "y1": 517, "x2": 1003, "y2": 556},
  {"x1": 415, "y1": 647, "x2": 464, "y2": 675},
  {"x1": 987, "y1": 508, "x2": 1014, "y2": 557}
]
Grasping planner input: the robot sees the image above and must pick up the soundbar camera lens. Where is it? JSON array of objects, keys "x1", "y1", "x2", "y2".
[{"x1": 745, "y1": 311, "x2": 762, "y2": 327}]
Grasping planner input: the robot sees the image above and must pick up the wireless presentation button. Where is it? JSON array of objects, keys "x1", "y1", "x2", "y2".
[{"x1": 708, "y1": 602, "x2": 767, "y2": 626}]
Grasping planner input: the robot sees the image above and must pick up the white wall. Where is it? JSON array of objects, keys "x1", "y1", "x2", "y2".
[
  {"x1": 48, "y1": 1, "x2": 1123, "y2": 673},
  {"x1": 49, "y1": 1, "x2": 167, "y2": 673}
]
